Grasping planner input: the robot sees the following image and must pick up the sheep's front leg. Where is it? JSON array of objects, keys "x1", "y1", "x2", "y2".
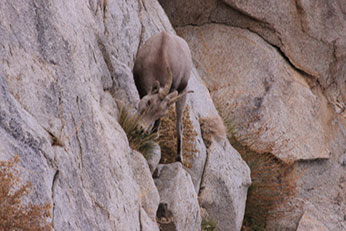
[
  {"x1": 152, "y1": 119, "x2": 161, "y2": 133},
  {"x1": 175, "y1": 93, "x2": 186, "y2": 163}
]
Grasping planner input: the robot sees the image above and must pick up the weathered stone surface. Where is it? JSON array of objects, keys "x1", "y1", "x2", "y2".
[
  {"x1": 127, "y1": 150, "x2": 160, "y2": 219},
  {"x1": 178, "y1": 24, "x2": 330, "y2": 162},
  {"x1": 172, "y1": 18, "x2": 346, "y2": 231},
  {"x1": 159, "y1": 0, "x2": 346, "y2": 114},
  {"x1": 178, "y1": 68, "x2": 252, "y2": 231},
  {"x1": 154, "y1": 163, "x2": 201, "y2": 231},
  {"x1": 0, "y1": 0, "x2": 254, "y2": 230},
  {"x1": 296, "y1": 211, "x2": 328, "y2": 231},
  {"x1": 177, "y1": 22, "x2": 346, "y2": 230},
  {"x1": 293, "y1": 201, "x2": 344, "y2": 231},
  {"x1": 218, "y1": 0, "x2": 346, "y2": 82},
  {"x1": 146, "y1": 142, "x2": 162, "y2": 175},
  {"x1": 140, "y1": 208, "x2": 160, "y2": 231},
  {"x1": 0, "y1": 0, "x2": 164, "y2": 230},
  {"x1": 183, "y1": 69, "x2": 214, "y2": 192},
  {"x1": 199, "y1": 140, "x2": 251, "y2": 231},
  {"x1": 0, "y1": 72, "x2": 56, "y2": 214},
  {"x1": 339, "y1": 151, "x2": 346, "y2": 166},
  {"x1": 160, "y1": 1, "x2": 346, "y2": 227},
  {"x1": 158, "y1": 0, "x2": 217, "y2": 27},
  {"x1": 280, "y1": 127, "x2": 346, "y2": 231},
  {"x1": 160, "y1": 0, "x2": 346, "y2": 230}
]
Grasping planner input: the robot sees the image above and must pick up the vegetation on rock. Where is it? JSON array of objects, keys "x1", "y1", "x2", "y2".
[
  {"x1": 214, "y1": 96, "x2": 298, "y2": 230},
  {"x1": 199, "y1": 116, "x2": 226, "y2": 148},
  {"x1": 231, "y1": 137, "x2": 297, "y2": 231},
  {"x1": 201, "y1": 217, "x2": 217, "y2": 231},
  {"x1": 0, "y1": 156, "x2": 52, "y2": 231},
  {"x1": 118, "y1": 105, "x2": 158, "y2": 159},
  {"x1": 157, "y1": 105, "x2": 198, "y2": 168}
]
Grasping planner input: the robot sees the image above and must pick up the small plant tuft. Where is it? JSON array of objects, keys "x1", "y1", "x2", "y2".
[
  {"x1": 0, "y1": 155, "x2": 52, "y2": 231},
  {"x1": 201, "y1": 217, "x2": 217, "y2": 231},
  {"x1": 200, "y1": 116, "x2": 226, "y2": 148},
  {"x1": 118, "y1": 104, "x2": 157, "y2": 158}
]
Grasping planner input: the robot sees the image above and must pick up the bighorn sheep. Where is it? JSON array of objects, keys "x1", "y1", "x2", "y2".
[{"x1": 133, "y1": 32, "x2": 193, "y2": 163}]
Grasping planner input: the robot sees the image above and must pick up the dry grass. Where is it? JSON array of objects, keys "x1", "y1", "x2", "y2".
[
  {"x1": 200, "y1": 116, "x2": 226, "y2": 148},
  {"x1": 229, "y1": 137, "x2": 298, "y2": 230},
  {"x1": 157, "y1": 105, "x2": 198, "y2": 168},
  {"x1": 0, "y1": 155, "x2": 52, "y2": 231},
  {"x1": 212, "y1": 93, "x2": 298, "y2": 230},
  {"x1": 117, "y1": 105, "x2": 157, "y2": 159}
]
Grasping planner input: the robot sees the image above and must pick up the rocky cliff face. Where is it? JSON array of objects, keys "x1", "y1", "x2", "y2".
[
  {"x1": 0, "y1": 0, "x2": 251, "y2": 231},
  {"x1": 159, "y1": 0, "x2": 346, "y2": 230},
  {"x1": 1, "y1": 0, "x2": 345, "y2": 230}
]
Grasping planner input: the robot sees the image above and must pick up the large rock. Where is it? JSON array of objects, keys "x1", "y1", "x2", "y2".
[
  {"x1": 140, "y1": 208, "x2": 160, "y2": 231},
  {"x1": 185, "y1": 69, "x2": 251, "y2": 231},
  {"x1": 296, "y1": 212, "x2": 328, "y2": 231},
  {"x1": 0, "y1": 0, "x2": 164, "y2": 230},
  {"x1": 0, "y1": 0, "x2": 253, "y2": 230},
  {"x1": 127, "y1": 150, "x2": 160, "y2": 220},
  {"x1": 146, "y1": 142, "x2": 162, "y2": 175},
  {"x1": 199, "y1": 139, "x2": 251, "y2": 231},
  {"x1": 183, "y1": 69, "x2": 217, "y2": 192},
  {"x1": 0, "y1": 72, "x2": 56, "y2": 217},
  {"x1": 170, "y1": 15, "x2": 346, "y2": 231},
  {"x1": 178, "y1": 24, "x2": 330, "y2": 162},
  {"x1": 294, "y1": 200, "x2": 344, "y2": 231},
  {"x1": 177, "y1": 22, "x2": 346, "y2": 230},
  {"x1": 219, "y1": 0, "x2": 346, "y2": 83},
  {"x1": 154, "y1": 163, "x2": 201, "y2": 231},
  {"x1": 159, "y1": 0, "x2": 346, "y2": 114}
]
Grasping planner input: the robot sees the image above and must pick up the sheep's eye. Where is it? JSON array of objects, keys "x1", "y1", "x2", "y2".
[{"x1": 147, "y1": 100, "x2": 151, "y2": 106}]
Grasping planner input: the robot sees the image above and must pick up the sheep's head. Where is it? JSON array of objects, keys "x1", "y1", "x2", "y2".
[{"x1": 138, "y1": 71, "x2": 180, "y2": 131}]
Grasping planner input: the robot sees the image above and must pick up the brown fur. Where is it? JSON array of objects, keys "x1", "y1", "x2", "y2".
[{"x1": 133, "y1": 32, "x2": 193, "y2": 162}]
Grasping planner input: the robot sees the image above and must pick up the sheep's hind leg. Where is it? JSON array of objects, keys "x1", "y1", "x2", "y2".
[{"x1": 175, "y1": 93, "x2": 186, "y2": 163}]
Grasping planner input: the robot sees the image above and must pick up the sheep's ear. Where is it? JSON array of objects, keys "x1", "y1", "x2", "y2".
[
  {"x1": 168, "y1": 90, "x2": 193, "y2": 105},
  {"x1": 166, "y1": 90, "x2": 178, "y2": 105},
  {"x1": 152, "y1": 81, "x2": 160, "y2": 94}
]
